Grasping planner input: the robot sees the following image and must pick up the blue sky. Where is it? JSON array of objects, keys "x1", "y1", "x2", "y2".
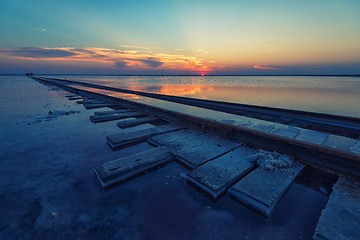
[{"x1": 1, "y1": 0, "x2": 359, "y2": 74}]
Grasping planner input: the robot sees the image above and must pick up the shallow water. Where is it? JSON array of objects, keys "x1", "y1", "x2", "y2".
[
  {"x1": 45, "y1": 75, "x2": 360, "y2": 118},
  {"x1": 0, "y1": 75, "x2": 338, "y2": 239}
]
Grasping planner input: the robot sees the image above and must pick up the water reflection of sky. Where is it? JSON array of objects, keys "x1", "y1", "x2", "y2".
[{"x1": 55, "y1": 75, "x2": 360, "y2": 117}]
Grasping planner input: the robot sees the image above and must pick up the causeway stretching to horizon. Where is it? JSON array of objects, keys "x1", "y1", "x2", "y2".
[{"x1": 28, "y1": 75, "x2": 360, "y2": 240}]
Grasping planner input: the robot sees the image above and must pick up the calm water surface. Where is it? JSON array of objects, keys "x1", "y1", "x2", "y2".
[{"x1": 44, "y1": 75, "x2": 360, "y2": 118}]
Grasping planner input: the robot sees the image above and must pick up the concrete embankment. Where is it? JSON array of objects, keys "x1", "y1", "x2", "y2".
[{"x1": 32, "y1": 76, "x2": 360, "y2": 239}]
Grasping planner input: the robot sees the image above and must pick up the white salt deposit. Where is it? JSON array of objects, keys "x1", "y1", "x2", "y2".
[{"x1": 249, "y1": 149, "x2": 300, "y2": 173}]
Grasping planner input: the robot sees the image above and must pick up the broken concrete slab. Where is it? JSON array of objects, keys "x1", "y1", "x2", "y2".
[
  {"x1": 314, "y1": 176, "x2": 360, "y2": 240},
  {"x1": 107, "y1": 124, "x2": 184, "y2": 150},
  {"x1": 270, "y1": 126, "x2": 302, "y2": 138},
  {"x1": 186, "y1": 146, "x2": 255, "y2": 200},
  {"x1": 295, "y1": 130, "x2": 329, "y2": 145},
  {"x1": 94, "y1": 147, "x2": 174, "y2": 188},
  {"x1": 323, "y1": 134, "x2": 357, "y2": 151},
  {"x1": 229, "y1": 157, "x2": 304, "y2": 217},
  {"x1": 147, "y1": 128, "x2": 204, "y2": 147},
  {"x1": 117, "y1": 116, "x2": 159, "y2": 129},
  {"x1": 167, "y1": 133, "x2": 241, "y2": 169},
  {"x1": 94, "y1": 109, "x2": 134, "y2": 116},
  {"x1": 90, "y1": 111, "x2": 148, "y2": 123}
]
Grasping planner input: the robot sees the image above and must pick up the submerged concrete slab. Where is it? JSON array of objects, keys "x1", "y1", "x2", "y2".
[
  {"x1": 168, "y1": 133, "x2": 241, "y2": 169},
  {"x1": 90, "y1": 111, "x2": 148, "y2": 123},
  {"x1": 229, "y1": 162, "x2": 304, "y2": 217},
  {"x1": 65, "y1": 94, "x2": 80, "y2": 98},
  {"x1": 67, "y1": 96, "x2": 84, "y2": 100},
  {"x1": 351, "y1": 140, "x2": 360, "y2": 154},
  {"x1": 295, "y1": 130, "x2": 329, "y2": 145},
  {"x1": 323, "y1": 134, "x2": 357, "y2": 151},
  {"x1": 117, "y1": 116, "x2": 159, "y2": 128},
  {"x1": 107, "y1": 124, "x2": 184, "y2": 150},
  {"x1": 84, "y1": 103, "x2": 117, "y2": 110},
  {"x1": 271, "y1": 126, "x2": 301, "y2": 138},
  {"x1": 314, "y1": 176, "x2": 360, "y2": 240},
  {"x1": 94, "y1": 147, "x2": 174, "y2": 188},
  {"x1": 83, "y1": 99, "x2": 105, "y2": 104},
  {"x1": 147, "y1": 128, "x2": 203, "y2": 146},
  {"x1": 94, "y1": 109, "x2": 133, "y2": 116},
  {"x1": 186, "y1": 146, "x2": 255, "y2": 200}
]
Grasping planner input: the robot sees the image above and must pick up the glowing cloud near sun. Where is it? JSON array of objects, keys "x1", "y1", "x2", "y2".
[{"x1": 253, "y1": 65, "x2": 280, "y2": 70}]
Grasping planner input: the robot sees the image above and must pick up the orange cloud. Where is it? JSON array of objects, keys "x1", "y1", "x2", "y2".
[
  {"x1": 0, "y1": 47, "x2": 214, "y2": 73},
  {"x1": 253, "y1": 65, "x2": 280, "y2": 70}
]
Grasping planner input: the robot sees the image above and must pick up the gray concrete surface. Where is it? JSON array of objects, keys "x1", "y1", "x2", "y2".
[
  {"x1": 117, "y1": 116, "x2": 159, "y2": 128},
  {"x1": 148, "y1": 129, "x2": 203, "y2": 146},
  {"x1": 90, "y1": 111, "x2": 147, "y2": 123},
  {"x1": 186, "y1": 146, "x2": 255, "y2": 200},
  {"x1": 94, "y1": 147, "x2": 174, "y2": 187},
  {"x1": 229, "y1": 162, "x2": 304, "y2": 217},
  {"x1": 295, "y1": 130, "x2": 329, "y2": 145},
  {"x1": 314, "y1": 176, "x2": 360, "y2": 240},
  {"x1": 107, "y1": 124, "x2": 183, "y2": 150}
]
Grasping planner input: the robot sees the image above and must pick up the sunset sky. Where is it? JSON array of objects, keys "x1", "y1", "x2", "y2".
[{"x1": 1, "y1": 0, "x2": 359, "y2": 75}]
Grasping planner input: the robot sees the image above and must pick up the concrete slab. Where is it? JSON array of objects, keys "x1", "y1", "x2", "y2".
[
  {"x1": 84, "y1": 103, "x2": 117, "y2": 110},
  {"x1": 351, "y1": 140, "x2": 360, "y2": 154},
  {"x1": 186, "y1": 146, "x2": 255, "y2": 200},
  {"x1": 287, "y1": 119, "x2": 314, "y2": 129},
  {"x1": 249, "y1": 123, "x2": 276, "y2": 133},
  {"x1": 314, "y1": 176, "x2": 360, "y2": 240},
  {"x1": 295, "y1": 130, "x2": 329, "y2": 145},
  {"x1": 107, "y1": 124, "x2": 184, "y2": 150},
  {"x1": 94, "y1": 109, "x2": 133, "y2": 116},
  {"x1": 90, "y1": 111, "x2": 148, "y2": 123},
  {"x1": 147, "y1": 128, "x2": 203, "y2": 146},
  {"x1": 83, "y1": 99, "x2": 105, "y2": 104},
  {"x1": 271, "y1": 126, "x2": 301, "y2": 138},
  {"x1": 117, "y1": 116, "x2": 159, "y2": 128},
  {"x1": 229, "y1": 161, "x2": 304, "y2": 217},
  {"x1": 323, "y1": 134, "x2": 357, "y2": 151},
  {"x1": 65, "y1": 94, "x2": 80, "y2": 98},
  {"x1": 67, "y1": 96, "x2": 84, "y2": 100},
  {"x1": 94, "y1": 147, "x2": 174, "y2": 188},
  {"x1": 168, "y1": 133, "x2": 241, "y2": 169}
]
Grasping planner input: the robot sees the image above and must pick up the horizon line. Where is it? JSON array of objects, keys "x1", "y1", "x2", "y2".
[{"x1": 1, "y1": 73, "x2": 360, "y2": 77}]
